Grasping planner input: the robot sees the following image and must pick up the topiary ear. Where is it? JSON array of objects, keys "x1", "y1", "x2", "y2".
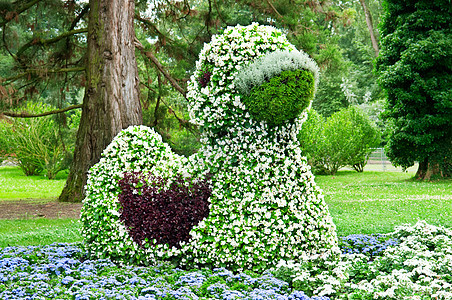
[{"x1": 241, "y1": 69, "x2": 315, "y2": 127}]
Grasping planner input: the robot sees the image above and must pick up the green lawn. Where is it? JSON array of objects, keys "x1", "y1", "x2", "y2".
[
  {"x1": 0, "y1": 166, "x2": 80, "y2": 247},
  {"x1": 0, "y1": 219, "x2": 81, "y2": 248},
  {"x1": 0, "y1": 166, "x2": 451, "y2": 246},
  {"x1": 316, "y1": 171, "x2": 452, "y2": 236},
  {"x1": 0, "y1": 166, "x2": 67, "y2": 201}
]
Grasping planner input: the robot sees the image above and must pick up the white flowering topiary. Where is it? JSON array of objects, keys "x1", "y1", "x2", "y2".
[
  {"x1": 182, "y1": 23, "x2": 339, "y2": 271},
  {"x1": 81, "y1": 23, "x2": 340, "y2": 271}
]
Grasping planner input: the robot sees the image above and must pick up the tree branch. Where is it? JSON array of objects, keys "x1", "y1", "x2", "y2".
[
  {"x1": 135, "y1": 38, "x2": 186, "y2": 98},
  {"x1": 1, "y1": 104, "x2": 82, "y2": 118},
  {"x1": 265, "y1": 0, "x2": 283, "y2": 20},
  {"x1": 159, "y1": 96, "x2": 198, "y2": 136},
  {"x1": 213, "y1": 0, "x2": 226, "y2": 25},
  {"x1": 2, "y1": 24, "x2": 18, "y2": 62},
  {"x1": 16, "y1": 28, "x2": 88, "y2": 58},
  {"x1": 134, "y1": 14, "x2": 174, "y2": 44},
  {"x1": 359, "y1": 0, "x2": 379, "y2": 57},
  {"x1": 69, "y1": 5, "x2": 89, "y2": 31},
  {"x1": 206, "y1": 0, "x2": 212, "y2": 35},
  {"x1": 0, "y1": 0, "x2": 43, "y2": 27},
  {"x1": 2, "y1": 67, "x2": 85, "y2": 84}
]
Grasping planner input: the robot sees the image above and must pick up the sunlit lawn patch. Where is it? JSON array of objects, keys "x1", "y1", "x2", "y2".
[
  {"x1": 0, "y1": 167, "x2": 67, "y2": 201},
  {"x1": 316, "y1": 171, "x2": 452, "y2": 236},
  {"x1": 0, "y1": 219, "x2": 81, "y2": 248}
]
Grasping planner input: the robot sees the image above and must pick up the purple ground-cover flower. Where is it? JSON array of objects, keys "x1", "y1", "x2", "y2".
[
  {"x1": 339, "y1": 233, "x2": 398, "y2": 258},
  {"x1": 0, "y1": 243, "x2": 329, "y2": 300}
]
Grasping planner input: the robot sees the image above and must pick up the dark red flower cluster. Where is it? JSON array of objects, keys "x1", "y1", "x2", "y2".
[
  {"x1": 199, "y1": 71, "x2": 212, "y2": 88},
  {"x1": 118, "y1": 172, "x2": 211, "y2": 249}
]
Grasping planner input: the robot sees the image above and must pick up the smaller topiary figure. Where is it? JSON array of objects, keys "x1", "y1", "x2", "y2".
[{"x1": 80, "y1": 126, "x2": 191, "y2": 262}]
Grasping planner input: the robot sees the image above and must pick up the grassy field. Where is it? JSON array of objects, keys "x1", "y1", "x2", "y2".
[
  {"x1": 0, "y1": 166, "x2": 451, "y2": 246},
  {"x1": 0, "y1": 166, "x2": 79, "y2": 247},
  {"x1": 316, "y1": 171, "x2": 452, "y2": 236},
  {"x1": 0, "y1": 219, "x2": 81, "y2": 248},
  {"x1": 0, "y1": 166, "x2": 67, "y2": 201}
]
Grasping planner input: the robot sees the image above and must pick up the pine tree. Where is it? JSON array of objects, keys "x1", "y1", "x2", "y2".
[{"x1": 1, "y1": 0, "x2": 142, "y2": 202}]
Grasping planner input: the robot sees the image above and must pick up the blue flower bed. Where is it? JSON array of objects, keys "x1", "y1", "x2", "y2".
[
  {"x1": 339, "y1": 233, "x2": 398, "y2": 258},
  {"x1": 0, "y1": 243, "x2": 332, "y2": 300},
  {"x1": 3, "y1": 222, "x2": 448, "y2": 299}
]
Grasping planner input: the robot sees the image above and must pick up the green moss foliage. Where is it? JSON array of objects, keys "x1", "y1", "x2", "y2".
[{"x1": 242, "y1": 69, "x2": 314, "y2": 127}]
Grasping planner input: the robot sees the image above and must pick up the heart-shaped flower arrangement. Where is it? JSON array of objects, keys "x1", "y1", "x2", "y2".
[{"x1": 118, "y1": 173, "x2": 211, "y2": 249}]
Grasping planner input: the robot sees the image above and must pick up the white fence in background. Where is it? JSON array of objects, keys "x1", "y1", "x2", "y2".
[
  {"x1": 364, "y1": 148, "x2": 418, "y2": 172},
  {"x1": 367, "y1": 148, "x2": 391, "y2": 171}
]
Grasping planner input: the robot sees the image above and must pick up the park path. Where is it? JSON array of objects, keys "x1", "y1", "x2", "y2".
[{"x1": 0, "y1": 200, "x2": 82, "y2": 219}]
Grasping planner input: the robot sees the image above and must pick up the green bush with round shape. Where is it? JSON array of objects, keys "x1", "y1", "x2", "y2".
[
  {"x1": 242, "y1": 69, "x2": 315, "y2": 127},
  {"x1": 298, "y1": 107, "x2": 381, "y2": 175}
]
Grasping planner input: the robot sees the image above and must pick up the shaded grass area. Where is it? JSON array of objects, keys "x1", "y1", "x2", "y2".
[
  {"x1": 0, "y1": 219, "x2": 81, "y2": 248},
  {"x1": 0, "y1": 166, "x2": 67, "y2": 201},
  {"x1": 316, "y1": 171, "x2": 452, "y2": 236}
]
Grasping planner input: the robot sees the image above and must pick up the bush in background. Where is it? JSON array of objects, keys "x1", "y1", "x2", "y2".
[
  {"x1": 0, "y1": 118, "x2": 11, "y2": 164},
  {"x1": 297, "y1": 109, "x2": 328, "y2": 174},
  {"x1": 332, "y1": 106, "x2": 381, "y2": 172},
  {"x1": 0, "y1": 103, "x2": 79, "y2": 178},
  {"x1": 299, "y1": 106, "x2": 381, "y2": 174}
]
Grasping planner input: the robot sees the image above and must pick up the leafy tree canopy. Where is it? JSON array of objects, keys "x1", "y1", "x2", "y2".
[{"x1": 375, "y1": 0, "x2": 452, "y2": 179}]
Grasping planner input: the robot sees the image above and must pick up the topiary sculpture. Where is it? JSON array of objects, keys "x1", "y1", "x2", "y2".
[{"x1": 81, "y1": 23, "x2": 339, "y2": 271}]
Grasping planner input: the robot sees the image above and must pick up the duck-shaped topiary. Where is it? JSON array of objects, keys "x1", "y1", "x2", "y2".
[{"x1": 81, "y1": 23, "x2": 340, "y2": 271}]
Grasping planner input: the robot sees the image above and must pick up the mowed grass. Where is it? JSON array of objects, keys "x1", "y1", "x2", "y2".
[
  {"x1": 1, "y1": 166, "x2": 451, "y2": 246},
  {"x1": 0, "y1": 219, "x2": 81, "y2": 248},
  {"x1": 0, "y1": 166, "x2": 81, "y2": 247},
  {"x1": 0, "y1": 166, "x2": 67, "y2": 201},
  {"x1": 316, "y1": 171, "x2": 452, "y2": 236}
]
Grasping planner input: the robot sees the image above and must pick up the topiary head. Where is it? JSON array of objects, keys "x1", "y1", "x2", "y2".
[
  {"x1": 240, "y1": 69, "x2": 314, "y2": 127},
  {"x1": 187, "y1": 23, "x2": 319, "y2": 136},
  {"x1": 235, "y1": 50, "x2": 317, "y2": 127}
]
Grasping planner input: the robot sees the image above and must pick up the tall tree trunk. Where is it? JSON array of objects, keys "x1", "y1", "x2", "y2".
[
  {"x1": 416, "y1": 159, "x2": 442, "y2": 181},
  {"x1": 359, "y1": 0, "x2": 379, "y2": 57},
  {"x1": 59, "y1": 0, "x2": 142, "y2": 202},
  {"x1": 415, "y1": 158, "x2": 428, "y2": 180}
]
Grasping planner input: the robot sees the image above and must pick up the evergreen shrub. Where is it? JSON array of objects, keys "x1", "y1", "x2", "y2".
[
  {"x1": 376, "y1": 0, "x2": 451, "y2": 177},
  {"x1": 118, "y1": 172, "x2": 211, "y2": 249}
]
